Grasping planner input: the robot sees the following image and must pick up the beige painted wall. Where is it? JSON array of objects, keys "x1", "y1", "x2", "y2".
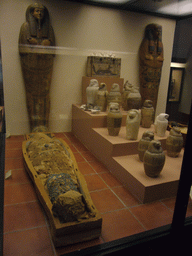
[{"x1": 0, "y1": 0, "x2": 176, "y2": 135}]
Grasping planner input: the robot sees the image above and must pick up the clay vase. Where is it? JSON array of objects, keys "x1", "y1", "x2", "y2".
[
  {"x1": 127, "y1": 88, "x2": 141, "y2": 111},
  {"x1": 143, "y1": 140, "x2": 165, "y2": 178},
  {"x1": 138, "y1": 131, "x2": 154, "y2": 161},
  {"x1": 154, "y1": 113, "x2": 169, "y2": 137},
  {"x1": 166, "y1": 127, "x2": 183, "y2": 157},
  {"x1": 107, "y1": 83, "x2": 122, "y2": 107},
  {"x1": 141, "y1": 100, "x2": 154, "y2": 128},
  {"x1": 107, "y1": 103, "x2": 122, "y2": 136},
  {"x1": 122, "y1": 80, "x2": 134, "y2": 110},
  {"x1": 86, "y1": 79, "x2": 99, "y2": 108},
  {"x1": 96, "y1": 83, "x2": 108, "y2": 112},
  {"x1": 126, "y1": 109, "x2": 141, "y2": 140}
]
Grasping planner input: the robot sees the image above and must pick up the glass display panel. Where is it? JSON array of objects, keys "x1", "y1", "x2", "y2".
[{"x1": 1, "y1": 1, "x2": 192, "y2": 255}]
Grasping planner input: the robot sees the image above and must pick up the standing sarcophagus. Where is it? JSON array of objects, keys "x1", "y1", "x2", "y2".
[
  {"x1": 139, "y1": 23, "x2": 164, "y2": 113},
  {"x1": 19, "y1": 3, "x2": 55, "y2": 132}
]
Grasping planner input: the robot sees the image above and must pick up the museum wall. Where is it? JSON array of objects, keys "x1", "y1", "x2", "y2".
[{"x1": 0, "y1": 0, "x2": 176, "y2": 135}]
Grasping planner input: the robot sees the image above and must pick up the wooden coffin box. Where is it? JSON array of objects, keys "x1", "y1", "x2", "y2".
[
  {"x1": 87, "y1": 56, "x2": 121, "y2": 77},
  {"x1": 22, "y1": 133, "x2": 102, "y2": 247}
]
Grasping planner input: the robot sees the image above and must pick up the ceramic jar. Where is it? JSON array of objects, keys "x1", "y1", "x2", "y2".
[
  {"x1": 143, "y1": 140, "x2": 165, "y2": 178},
  {"x1": 141, "y1": 100, "x2": 154, "y2": 128},
  {"x1": 127, "y1": 88, "x2": 141, "y2": 111},
  {"x1": 122, "y1": 80, "x2": 134, "y2": 110},
  {"x1": 154, "y1": 113, "x2": 169, "y2": 137},
  {"x1": 107, "y1": 103, "x2": 122, "y2": 136},
  {"x1": 166, "y1": 127, "x2": 183, "y2": 157},
  {"x1": 86, "y1": 79, "x2": 99, "y2": 108},
  {"x1": 126, "y1": 109, "x2": 141, "y2": 140},
  {"x1": 138, "y1": 131, "x2": 154, "y2": 161},
  {"x1": 96, "y1": 83, "x2": 108, "y2": 112},
  {"x1": 107, "y1": 83, "x2": 122, "y2": 107}
]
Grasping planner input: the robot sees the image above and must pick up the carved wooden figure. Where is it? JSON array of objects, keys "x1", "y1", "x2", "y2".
[
  {"x1": 19, "y1": 3, "x2": 55, "y2": 131},
  {"x1": 139, "y1": 23, "x2": 164, "y2": 113}
]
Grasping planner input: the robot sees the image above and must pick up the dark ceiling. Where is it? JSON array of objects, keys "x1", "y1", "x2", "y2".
[{"x1": 70, "y1": 0, "x2": 192, "y2": 19}]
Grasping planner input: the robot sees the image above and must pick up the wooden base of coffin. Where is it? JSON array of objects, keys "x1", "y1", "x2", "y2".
[{"x1": 22, "y1": 133, "x2": 102, "y2": 247}]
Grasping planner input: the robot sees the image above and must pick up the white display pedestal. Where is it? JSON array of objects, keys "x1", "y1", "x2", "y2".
[{"x1": 72, "y1": 104, "x2": 183, "y2": 203}]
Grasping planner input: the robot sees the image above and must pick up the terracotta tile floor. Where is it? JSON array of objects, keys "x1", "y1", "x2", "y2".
[{"x1": 3, "y1": 132, "x2": 192, "y2": 255}]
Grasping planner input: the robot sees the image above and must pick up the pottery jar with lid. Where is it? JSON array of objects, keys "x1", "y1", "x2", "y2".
[
  {"x1": 127, "y1": 87, "x2": 141, "y2": 111},
  {"x1": 107, "y1": 102, "x2": 122, "y2": 136},
  {"x1": 122, "y1": 80, "x2": 134, "y2": 110},
  {"x1": 126, "y1": 109, "x2": 141, "y2": 140},
  {"x1": 138, "y1": 130, "x2": 154, "y2": 161},
  {"x1": 141, "y1": 100, "x2": 154, "y2": 128},
  {"x1": 166, "y1": 127, "x2": 183, "y2": 157},
  {"x1": 86, "y1": 79, "x2": 99, "y2": 108},
  {"x1": 107, "y1": 83, "x2": 122, "y2": 107},
  {"x1": 154, "y1": 113, "x2": 169, "y2": 137},
  {"x1": 95, "y1": 83, "x2": 108, "y2": 112},
  {"x1": 143, "y1": 140, "x2": 165, "y2": 178}
]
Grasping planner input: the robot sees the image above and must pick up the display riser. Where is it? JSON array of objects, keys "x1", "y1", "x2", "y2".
[
  {"x1": 72, "y1": 104, "x2": 183, "y2": 203},
  {"x1": 112, "y1": 153, "x2": 183, "y2": 203},
  {"x1": 92, "y1": 126, "x2": 168, "y2": 157}
]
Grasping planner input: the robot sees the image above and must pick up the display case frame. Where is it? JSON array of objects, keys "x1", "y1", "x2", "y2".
[
  {"x1": 1, "y1": 1, "x2": 192, "y2": 254},
  {"x1": 0, "y1": 113, "x2": 5, "y2": 256}
]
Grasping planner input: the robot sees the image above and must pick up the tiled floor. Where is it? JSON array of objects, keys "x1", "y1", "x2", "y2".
[{"x1": 3, "y1": 132, "x2": 192, "y2": 255}]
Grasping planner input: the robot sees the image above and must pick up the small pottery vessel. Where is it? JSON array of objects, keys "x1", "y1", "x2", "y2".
[
  {"x1": 143, "y1": 140, "x2": 165, "y2": 178},
  {"x1": 122, "y1": 80, "x2": 134, "y2": 110},
  {"x1": 127, "y1": 88, "x2": 141, "y2": 111},
  {"x1": 86, "y1": 79, "x2": 99, "y2": 108},
  {"x1": 138, "y1": 131, "x2": 154, "y2": 161},
  {"x1": 141, "y1": 100, "x2": 154, "y2": 128},
  {"x1": 166, "y1": 127, "x2": 183, "y2": 157},
  {"x1": 126, "y1": 109, "x2": 141, "y2": 140},
  {"x1": 107, "y1": 103, "x2": 122, "y2": 136},
  {"x1": 107, "y1": 83, "x2": 122, "y2": 107},
  {"x1": 96, "y1": 83, "x2": 108, "y2": 112},
  {"x1": 154, "y1": 113, "x2": 169, "y2": 137}
]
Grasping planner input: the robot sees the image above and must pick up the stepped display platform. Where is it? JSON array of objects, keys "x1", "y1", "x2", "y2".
[{"x1": 72, "y1": 104, "x2": 183, "y2": 203}]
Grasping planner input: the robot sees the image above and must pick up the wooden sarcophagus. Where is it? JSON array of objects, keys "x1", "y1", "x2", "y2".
[{"x1": 22, "y1": 133, "x2": 102, "y2": 247}]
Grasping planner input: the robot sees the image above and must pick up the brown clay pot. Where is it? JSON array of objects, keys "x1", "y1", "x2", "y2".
[
  {"x1": 127, "y1": 89, "x2": 141, "y2": 111},
  {"x1": 141, "y1": 100, "x2": 154, "y2": 128},
  {"x1": 107, "y1": 103, "x2": 122, "y2": 136},
  {"x1": 138, "y1": 131, "x2": 154, "y2": 161},
  {"x1": 166, "y1": 127, "x2": 183, "y2": 157},
  {"x1": 143, "y1": 140, "x2": 165, "y2": 178}
]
